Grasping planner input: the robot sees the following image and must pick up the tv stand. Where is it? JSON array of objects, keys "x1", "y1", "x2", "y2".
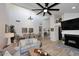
[{"x1": 64, "y1": 34, "x2": 79, "y2": 48}]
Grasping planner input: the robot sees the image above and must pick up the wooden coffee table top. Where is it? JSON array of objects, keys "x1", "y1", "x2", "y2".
[
  {"x1": 29, "y1": 48, "x2": 50, "y2": 56},
  {"x1": 29, "y1": 48, "x2": 39, "y2": 56}
]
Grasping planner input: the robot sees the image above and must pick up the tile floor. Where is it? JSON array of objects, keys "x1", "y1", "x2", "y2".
[{"x1": 41, "y1": 39, "x2": 79, "y2": 56}]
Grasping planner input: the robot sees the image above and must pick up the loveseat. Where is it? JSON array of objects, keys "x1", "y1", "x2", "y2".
[
  {"x1": 0, "y1": 33, "x2": 41, "y2": 56},
  {"x1": 19, "y1": 38, "x2": 41, "y2": 55}
]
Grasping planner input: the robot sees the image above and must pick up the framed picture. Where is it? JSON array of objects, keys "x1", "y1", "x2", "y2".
[
  {"x1": 22, "y1": 28, "x2": 27, "y2": 33},
  {"x1": 51, "y1": 28, "x2": 54, "y2": 31},
  {"x1": 29, "y1": 28, "x2": 33, "y2": 33}
]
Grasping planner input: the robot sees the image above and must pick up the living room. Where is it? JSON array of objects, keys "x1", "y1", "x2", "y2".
[{"x1": 0, "y1": 3, "x2": 79, "y2": 56}]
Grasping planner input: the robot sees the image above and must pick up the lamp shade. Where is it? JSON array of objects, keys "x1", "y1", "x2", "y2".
[
  {"x1": 5, "y1": 33, "x2": 14, "y2": 45},
  {"x1": 5, "y1": 33, "x2": 14, "y2": 38}
]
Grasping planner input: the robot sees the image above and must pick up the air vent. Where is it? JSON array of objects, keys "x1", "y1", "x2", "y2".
[{"x1": 16, "y1": 20, "x2": 20, "y2": 22}]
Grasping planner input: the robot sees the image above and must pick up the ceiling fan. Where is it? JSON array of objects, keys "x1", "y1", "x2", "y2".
[{"x1": 32, "y1": 3, "x2": 60, "y2": 16}]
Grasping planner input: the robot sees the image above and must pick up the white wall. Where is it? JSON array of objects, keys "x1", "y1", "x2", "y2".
[
  {"x1": 0, "y1": 4, "x2": 9, "y2": 34},
  {"x1": 0, "y1": 4, "x2": 9, "y2": 42},
  {"x1": 50, "y1": 15, "x2": 60, "y2": 41},
  {"x1": 6, "y1": 4, "x2": 50, "y2": 36},
  {"x1": 62, "y1": 13, "x2": 79, "y2": 36},
  {"x1": 62, "y1": 13, "x2": 79, "y2": 21},
  {"x1": 0, "y1": 4, "x2": 61, "y2": 42}
]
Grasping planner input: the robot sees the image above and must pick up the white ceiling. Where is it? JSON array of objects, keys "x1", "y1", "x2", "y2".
[
  {"x1": 13, "y1": 3, "x2": 79, "y2": 13},
  {"x1": 13, "y1": 3, "x2": 79, "y2": 16}
]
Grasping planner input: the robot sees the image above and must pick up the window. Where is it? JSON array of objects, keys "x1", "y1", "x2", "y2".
[
  {"x1": 22, "y1": 28, "x2": 27, "y2": 33},
  {"x1": 29, "y1": 28, "x2": 33, "y2": 33}
]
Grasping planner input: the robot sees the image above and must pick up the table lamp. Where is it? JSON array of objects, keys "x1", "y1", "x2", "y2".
[{"x1": 5, "y1": 33, "x2": 14, "y2": 45}]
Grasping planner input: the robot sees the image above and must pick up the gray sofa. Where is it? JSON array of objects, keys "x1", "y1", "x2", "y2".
[
  {"x1": 0, "y1": 33, "x2": 41, "y2": 56},
  {"x1": 19, "y1": 38, "x2": 41, "y2": 55}
]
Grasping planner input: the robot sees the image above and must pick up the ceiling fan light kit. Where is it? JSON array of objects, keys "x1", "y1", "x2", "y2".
[
  {"x1": 44, "y1": 9, "x2": 47, "y2": 12},
  {"x1": 32, "y1": 3, "x2": 60, "y2": 16}
]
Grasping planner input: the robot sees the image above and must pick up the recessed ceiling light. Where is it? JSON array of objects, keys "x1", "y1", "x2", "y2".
[
  {"x1": 44, "y1": 9, "x2": 47, "y2": 12},
  {"x1": 72, "y1": 6, "x2": 76, "y2": 9}
]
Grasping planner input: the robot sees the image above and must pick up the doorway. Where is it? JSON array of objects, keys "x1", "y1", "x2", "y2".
[
  {"x1": 58, "y1": 27, "x2": 62, "y2": 40},
  {"x1": 38, "y1": 26, "x2": 42, "y2": 40}
]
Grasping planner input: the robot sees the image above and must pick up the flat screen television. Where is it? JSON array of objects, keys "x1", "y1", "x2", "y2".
[{"x1": 61, "y1": 18, "x2": 79, "y2": 30}]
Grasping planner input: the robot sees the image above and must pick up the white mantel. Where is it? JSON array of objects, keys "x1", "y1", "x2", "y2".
[
  {"x1": 62, "y1": 30, "x2": 79, "y2": 38},
  {"x1": 5, "y1": 33, "x2": 14, "y2": 45},
  {"x1": 62, "y1": 30, "x2": 79, "y2": 35}
]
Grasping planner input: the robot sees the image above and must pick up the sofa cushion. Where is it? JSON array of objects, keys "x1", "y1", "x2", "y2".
[
  {"x1": 20, "y1": 38, "x2": 40, "y2": 51},
  {"x1": 25, "y1": 39, "x2": 30, "y2": 45},
  {"x1": 20, "y1": 39, "x2": 26, "y2": 47},
  {"x1": 32, "y1": 38, "x2": 38, "y2": 43},
  {"x1": 25, "y1": 38, "x2": 38, "y2": 45},
  {"x1": 28, "y1": 39, "x2": 33, "y2": 44}
]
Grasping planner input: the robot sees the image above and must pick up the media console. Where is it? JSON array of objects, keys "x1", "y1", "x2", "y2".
[
  {"x1": 61, "y1": 18, "x2": 79, "y2": 48},
  {"x1": 64, "y1": 34, "x2": 79, "y2": 48}
]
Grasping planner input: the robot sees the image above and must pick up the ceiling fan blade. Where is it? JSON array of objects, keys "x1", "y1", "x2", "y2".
[
  {"x1": 43, "y1": 12, "x2": 45, "y2": 16},
  {"x1": 32, "y1": 9, "x2": 42, "y2": 11},
  {"x1": 45, "y1": 3, "x2": 49, "y2": 7},
  {"x1": 37, "y1": 10, "x2": 43, "y2": 15},
  {"x1": 48, "y1": 3, "x2": 60, "y2": 9},
  {"x1": 36, "y1": 3, "x2": 44, "y2": 8},
  {"x1": 47, "y1": 11, "x2": 52, "y2": 15},
  {"x1": 49, "y1": 9, "x2": 60, "y2": 11}
]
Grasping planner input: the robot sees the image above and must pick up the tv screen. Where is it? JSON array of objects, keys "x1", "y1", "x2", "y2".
[{"x1": 61, "y1": 18, "x2": 79, "y2": 30}]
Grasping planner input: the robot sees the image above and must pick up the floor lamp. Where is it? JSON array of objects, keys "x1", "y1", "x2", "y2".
[{"x1": 5, "y1": 33, "x2": 14, "y2": 45}]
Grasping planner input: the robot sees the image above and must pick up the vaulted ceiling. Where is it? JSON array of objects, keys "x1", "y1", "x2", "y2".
[{"x1": 13, "y1": 3, "x2": 79, "y2": 16}]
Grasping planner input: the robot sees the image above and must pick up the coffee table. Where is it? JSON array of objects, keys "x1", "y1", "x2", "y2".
[{"x1": 29, "y1": 48, "x2": 50, "y2": 56}]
